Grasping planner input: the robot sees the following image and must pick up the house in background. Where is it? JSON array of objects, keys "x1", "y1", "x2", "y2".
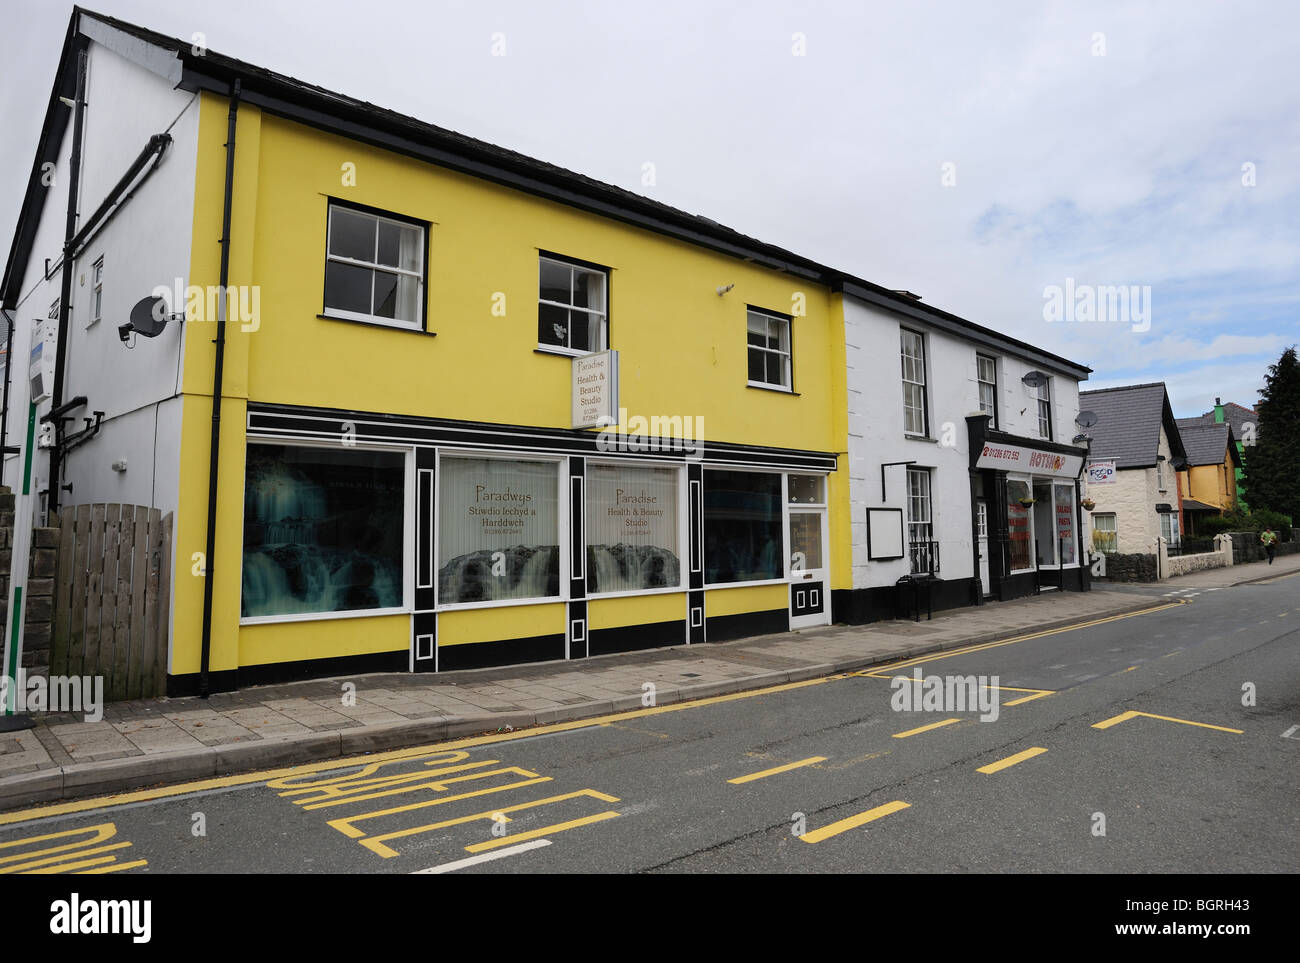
[
  {"x1": 1174, "y1": 418, "x2": 1241, "y2": 534},
  {"x1": 1078, "y1": 383, "x2": 1186, "y2": 554},
  {"x1": 1186, "y1": 398, "x2": 1255, "y2": 509}
]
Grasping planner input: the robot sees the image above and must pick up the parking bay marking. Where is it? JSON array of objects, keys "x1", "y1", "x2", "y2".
[
  {"x1": 1092, "y1": 710, "x2": 1243, "y2": 734},
  {"x1": 729, "y1": 757, "x2": 827, "y2": 785},
  {"x1": 977, "y1": 747, "x2": 1048, "y2": 775},
  {"x1": 799, "y1": 801, "x2": 910, "y2": 844}
]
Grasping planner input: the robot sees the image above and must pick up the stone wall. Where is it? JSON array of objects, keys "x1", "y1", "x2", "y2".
[
  {"x1": 1228, "y1": 529, "x2": 1300, "y2": 565},
  {"x1": 1100, "y1": 552, "x2": 1158, "y2": 582}
]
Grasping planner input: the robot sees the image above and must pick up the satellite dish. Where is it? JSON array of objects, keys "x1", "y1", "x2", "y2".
[
  {"x1": 1021, "y1": 370, "x2": 1049, "y2": 388},
  {"x1": 1075, "y1": 410, "x2": 1099, "y2": 428},
  {"x1": 128, "y1": 296, "x2": 173, "y2": 338}
]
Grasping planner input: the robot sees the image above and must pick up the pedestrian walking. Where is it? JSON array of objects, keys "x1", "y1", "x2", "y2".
[{"x1": 1260, "y1": 527, "x2": 1278, "y2": 564}]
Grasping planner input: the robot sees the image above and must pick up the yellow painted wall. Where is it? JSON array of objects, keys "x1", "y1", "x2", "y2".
[
  {"x1": 706, "y1": 582, "x2": 787, "y2": 616},
  {"x1": 176, "y1": 98, "x2": 844, "y2": 676},
  {"x1": 589, "y1": 593, "x2": 685, "y2": 630},
  {"x1": 438, "y1": 604, "x2": 566, "y2": 646},
  {"x1": 1183, "y1": 461, "x2": 1237, "y2": 510}
]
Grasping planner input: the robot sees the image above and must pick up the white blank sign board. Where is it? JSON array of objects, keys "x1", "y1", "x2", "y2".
[{"x1": 867, "y1": 508, "x2": 905, "y2": 560}]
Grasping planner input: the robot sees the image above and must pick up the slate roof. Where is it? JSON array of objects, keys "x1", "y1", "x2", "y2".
[
  {"x1": 1181, "y1": 498, "x2": 1220, "y2": 512},
  {"x1": 1175, "y1": 418, "x2": 1241, "y2": 468},
  {"x1": 1078, "y1": 383, "x2": 1185, "y2": 469},
  {"x1": 1186, "y1": 401, "x2": 1257, "y2": 445}
]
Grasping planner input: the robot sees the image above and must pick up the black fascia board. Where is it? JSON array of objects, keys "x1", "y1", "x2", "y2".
[
  {"x1": 0, "y1": 22, "x2": 84, "y2": 308},
  {"x1": 837, "y1": 278, "x2": 1091, "y2": 379},
  {"x1": 983, "y1": 427, "x2": 1088, "y2": 459}
]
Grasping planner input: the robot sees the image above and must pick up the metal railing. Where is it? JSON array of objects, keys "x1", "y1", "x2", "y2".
[{"x1": 908, "y1": 540, "x2": 940, "y2": 575}]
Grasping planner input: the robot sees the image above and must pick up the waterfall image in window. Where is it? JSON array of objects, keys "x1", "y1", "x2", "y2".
[
  {"x1": 438, "y1": 457, "x2": 560, "y2": 604},
  {"x1": 241, "y1": 445, "x2": 406, "y2": 618},
  {"x1": 586, "y1": 464, "x2": 680, "y2": 593}
]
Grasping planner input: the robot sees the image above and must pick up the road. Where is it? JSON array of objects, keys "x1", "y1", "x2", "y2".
[{"x1": 2, "y1": 572, "x2": 1297, "y2": 874}]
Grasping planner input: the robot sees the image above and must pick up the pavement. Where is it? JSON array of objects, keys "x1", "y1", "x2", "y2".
[{"x1": 2, "y1": 550, "x2": 1295, "y2": 810}]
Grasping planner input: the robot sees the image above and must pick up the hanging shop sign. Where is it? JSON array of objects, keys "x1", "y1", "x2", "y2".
[
  {"x1": 976, "y1": 441, "x2": 1082, "y2": 478},
  {"x1": 1085, "y1": 460, "x2": 1117, "y2": 484},
  {"x1": 572, "y1": 350, "x2": 619, "y2": 429}
]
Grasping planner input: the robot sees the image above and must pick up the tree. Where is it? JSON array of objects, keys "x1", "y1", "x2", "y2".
[{"x1": 1242, "y1": 346, "x2": 1300, "y2": 523}]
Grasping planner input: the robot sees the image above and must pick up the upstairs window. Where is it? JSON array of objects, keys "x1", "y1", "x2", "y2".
[
  {"x1": 977, "y1": 354, "x2": 997, "y2": 426},
  {"x1": 324, "y1": 202, "x2": 425, "y2": 329},
  {"x1": 538, "y1": 255, "x2": 608, "y2": 354},
  {"x1": 901, "y1": 328, "x2": 927, "y2": 435},
  {"x1": 746, "y1": 308, "x2": 792, "y2": 390},
  {"x1": 91, "y1": 256, "x2": 104, "y2": 325},
  {"x1": 1036, "y1": 379, "x2": 1052, "y2": 439}
]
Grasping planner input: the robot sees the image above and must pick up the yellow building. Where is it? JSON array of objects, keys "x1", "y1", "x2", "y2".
[{"x1": 1174, "y1": 418, "x2": 1241, "y2": 534}]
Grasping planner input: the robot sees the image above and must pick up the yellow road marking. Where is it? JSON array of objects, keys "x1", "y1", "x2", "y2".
[
  {"x1": 799, "y1": 800, "x2": 910, "y2": 843},
  {"x1": 0, "y1": 600, "x2": 1183, "y2": 828},
  {"x1": 1123, "y1": 666, "x2": 1138, "y2": 672},
  {"x1": 977, "y1": 747, "x2": 1048, "y2": 774},
  {"x1": 728, "y1": 756, "x2": 826, "y2": 785},
  {"x1": 893, "y1": 718, "x2": 960, "y2": 738},
  {"x1": 1092, "y1": 710, "x2": 1243, "y2": 734},
  {"x1": 465, "y1": 811, "x2": 619, "y2": 853}
]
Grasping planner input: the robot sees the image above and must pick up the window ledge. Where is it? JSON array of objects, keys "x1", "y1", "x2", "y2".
[
  {"x1": 746, "y1": 381, "x2": 799, "y2": 396},
  {"x1": 534, "y1": 346, "x2": 599, "y2": 358},
  {"x1": 317, "y1": 313, "x2": 435, "y2": 336},
  {"x1": 904, "y1": 434, "x2": 938, "y2": 443}
]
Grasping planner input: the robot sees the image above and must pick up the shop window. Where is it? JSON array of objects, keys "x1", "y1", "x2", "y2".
[
  {"x1": 586, "y1": 464, "x2": 681, "y2": 593},
  {"x1": 977, "y1": 354, "x2": 997, "y2": 426},
  {"x1": 1054, "y1": 484, "x2": 1077, "y2": 565},
  {"x1": 324, "y1": 201, "x2": 425, "y2": 328},
  {"x1": 901, "y1": 329, "x2": 927, "y2": 435},
  {"x1": 747, "y1": 308, "x2": 792, "y2": 390},
  {"x1": 704, "y1": 470, "x2": 782, "y2": 583},
  {"x1": 538, "y1": 254, "x2": 608, "y2": 354},
  {"x1": 242, "y1": 444, "x2": 406, "y2": 619},
  {"x1": 1092, "y1": 513, "x2": 1117, "y2": 553},
  {"x1": 1006, "y1": 477, "x2": 1034, "y2": 571},
  {"x1": 438, "y1": 456, "x2": 560, "y2": 605}
]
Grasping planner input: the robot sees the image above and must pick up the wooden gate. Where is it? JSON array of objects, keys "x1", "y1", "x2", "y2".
[{"x1": 49, "y1": 505, "x2": 173, "y2": 701}]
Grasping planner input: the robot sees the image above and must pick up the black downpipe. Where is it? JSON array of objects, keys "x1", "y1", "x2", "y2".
[
  {"x1": 48, "y1": 44, "x2": 88, "y2": 518},
  {"x1": 0, "y1": 310, "x2": 14, "y2": 483},
  {"x1": 199, "y1": 80, "x2": 241, "y2": 698}
]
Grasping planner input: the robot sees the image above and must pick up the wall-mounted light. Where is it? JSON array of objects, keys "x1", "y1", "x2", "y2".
[{"x1": 716, "y1": 283, "x2": 735, "y2": 296}]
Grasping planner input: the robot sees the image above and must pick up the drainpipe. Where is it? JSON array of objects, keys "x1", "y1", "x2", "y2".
[
  {"x1": 47, "y1": 44, "x2": 89, "y2": 518},
  {"x1": 198, "y1": 80, "x2": 240, "y2": 698},
  {"x1": 0, "y1": 310, "x2": 14, "y2": 484}
]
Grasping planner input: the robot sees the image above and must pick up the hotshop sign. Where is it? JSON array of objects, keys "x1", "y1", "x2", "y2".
[{"x1": 976, "y1": 442, "x2": 1083, "y2": 478}]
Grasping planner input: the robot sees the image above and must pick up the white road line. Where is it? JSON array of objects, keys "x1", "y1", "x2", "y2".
[
  {"x1": 1282, "y1": 725, "x2": 1300, "y2": 741},
  {"x1": 412, "y1": 839, "x2": 552, "y2": 874}
]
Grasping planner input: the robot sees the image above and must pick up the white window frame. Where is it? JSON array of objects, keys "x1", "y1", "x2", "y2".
[
  {"x1": 435, "y1": 448, "x2": 569, "y2": 611},
  {"x1": 537, "y1": 254, "x2": 609, "y2": 356},
  {"x1": 90, "y1": 256, "x2": 104, "y2": 326},
  {"x1": 746, "y1": 308, "x2": 793, "y2": 392},
  {"x1": 1037, "y1": 480, "x2": 1079, "y2": 569},
  {"x1": 1156, "y1": 457, "x2": 1167, "y2": 493},
  {"x1": 906, "y1": 467, "x2": 934, "y2": 573},
  {"x1": 238, "y1": 437, "x2": 415, "y2": 625},
  {"x1": 901, "y1": 329, "x2": 928, "y2": 436},
  {"x1": 1160, "y1": 511, "x2": 1180, "y2": 547},
  {"x1": 584, "y1": 458, "x2": 687, "y2": 598},
  {"x1": 977, "y1": 354, "x2": 997, "y2": 427},
  {"x1": 1036, "y1": 379, "x2": 1053, "y2": 440},
  {"x1": 1092, "y1": 512, "x2": 1117, "y2": 553},
  {"x1": 323, "y1": 202, "x2": 426, "y2": 330}
]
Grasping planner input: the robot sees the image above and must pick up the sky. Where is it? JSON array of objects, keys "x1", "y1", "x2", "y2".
[{"x1": 2, "y1": 0, "x2": 1296, "y2": 418}]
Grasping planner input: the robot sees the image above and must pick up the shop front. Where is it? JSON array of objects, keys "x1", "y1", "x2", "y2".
[
  {"x1": 229, "y1": 402, "x2": 837, "y2": 683},
  {"x1": 967, "y1": 416, "x2": 1088, "y2": 600}
]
